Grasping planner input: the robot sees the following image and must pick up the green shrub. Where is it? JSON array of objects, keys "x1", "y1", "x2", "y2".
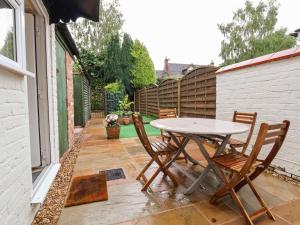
[
  {"x1": 112, "y1": 110, "x2": 123, "y2": 116},
  {"x1": 118, "y1": 95, "x2": 133, "y2": 116},
  {"x1": 105, "y1": 81, "x2": 121, "y2": 93}
]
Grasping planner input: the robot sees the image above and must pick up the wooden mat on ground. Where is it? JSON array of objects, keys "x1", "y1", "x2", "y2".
[{"x1": 65, "y1": 172, "x2": 108, "y2": 207}]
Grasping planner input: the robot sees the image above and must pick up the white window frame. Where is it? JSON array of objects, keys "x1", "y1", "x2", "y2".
[
  {"x1": 0, "y1": 0, "x2": 26, "y2": 72},
  {"x1": 26, "y1": 0, "x2": 61, "y2": 204}
]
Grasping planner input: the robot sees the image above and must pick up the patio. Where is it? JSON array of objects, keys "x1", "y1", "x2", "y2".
[{"x1": 57, "y1": 117, "x2": 300, "y2": 225}]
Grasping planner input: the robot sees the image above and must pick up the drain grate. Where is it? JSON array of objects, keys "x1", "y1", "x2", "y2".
[{"x1": 104, "y1": 168, "x2": 126, "y2": 181}]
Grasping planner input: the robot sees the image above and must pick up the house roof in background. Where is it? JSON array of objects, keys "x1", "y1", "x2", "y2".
[
  {"x1": 168, "y1": 63, "x2": 191, "y2": 75},
  {"x1": 156, "y1": 63, "x2": 201, "y2": 79},
  {"x1": 42, "y1": 0, "x2": 100, "y2": 24},
  {"x1": 216, "y1": 46, "x2": 300, "y2": 75},
  {"x1": 156, "y1": 70, "x2": 164, "y2": 77},
  {"x1": 157, "y1": 64, "x2": 215, "y2": 80}
]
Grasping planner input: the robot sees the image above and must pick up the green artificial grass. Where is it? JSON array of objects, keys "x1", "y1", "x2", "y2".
[
  {"x1": 120, "y1": 115, "x2": 161, "y2": 138},
  {"x1": 142, "y1": 115, "x2": 157, "y2": 124}
]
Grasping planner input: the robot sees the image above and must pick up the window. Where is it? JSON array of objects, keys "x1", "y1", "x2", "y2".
[{"x1": 0, "y1": 0, "x2": 16, "y2": 61}]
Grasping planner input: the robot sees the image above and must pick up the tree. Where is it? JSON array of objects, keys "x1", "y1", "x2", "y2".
[
  {"x1": 74, "y1": 49, "x2": 105, "y2": 88},
  {"x1": 218, "y1": 0, "x2": 296, "y2": 66},
  {"x1": 69, "y1": 0, "x2": 124, "y2": 111},
  {"x1": 0, "y1": 30, "x2": 14, "y2": 60},
  {"x1": 131, "y1": 40, "x2": 156, "y2": 89},
  {"x1": 120, "y1": 33, "x2": 134, "y2": 98},
  {"x1": 103, "y1": 34, "x2": 123, "y2": 84},
  {"x1": 69, "y1": 0, "x2": 123, "y2": 52}
]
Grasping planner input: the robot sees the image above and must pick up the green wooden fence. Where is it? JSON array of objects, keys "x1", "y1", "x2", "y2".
[
  {"x1": 74, "y1": 73, "x2": 91, "y2": 127},
  {"x1": 105, "y1": 91, "x2": 124, "y2": 114},
  {"x1": 56, "y1": 40, "x2": 69, "y2": 157}
]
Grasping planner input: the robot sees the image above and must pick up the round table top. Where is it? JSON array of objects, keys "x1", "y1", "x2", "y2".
[{"x1": 150, "y1": 118, "x2": 249, "y2": 135}]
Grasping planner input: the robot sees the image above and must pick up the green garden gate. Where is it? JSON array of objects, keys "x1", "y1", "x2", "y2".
[
  {"x1": 56, "y1": 40, "x2": 69, "y2": 157},
  {"x1": 105, "y1": 91, "x2": 124, "y2": 114},
  {"x1": 74, "y1": 73, "x2": 91, "y2": 127}
]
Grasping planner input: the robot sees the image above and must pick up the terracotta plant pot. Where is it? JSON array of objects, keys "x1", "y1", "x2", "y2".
[
  {"x1": 106, "y1": 126, "x2": 120, "y2": 139},
  {"x1": 122, "y1": 117, "x2": 130, "y2": 125},
  {"x1": 117, "y1": 117, "x2": 124, "y2": 125}
]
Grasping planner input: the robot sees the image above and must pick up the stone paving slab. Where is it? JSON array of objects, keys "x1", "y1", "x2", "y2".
[{"x1": 57, "y1": 118, "x2": 300, "y2": 225}]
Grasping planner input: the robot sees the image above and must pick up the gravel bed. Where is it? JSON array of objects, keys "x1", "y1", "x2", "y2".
[{"x1": 32, "y1": 131, "x2": 84, "y2": 225}]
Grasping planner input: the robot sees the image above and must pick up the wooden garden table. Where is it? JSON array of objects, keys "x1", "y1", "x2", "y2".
[{"x1": 150, "y1": 118, "x2": 249, "y2": 195}]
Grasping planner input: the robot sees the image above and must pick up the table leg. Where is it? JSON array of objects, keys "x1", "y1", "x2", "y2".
[
  {"x1": 184, "y1": 134, "x2": 231, "y2": 195},
  {"x1": 167, "y1": 132, "x2": 199, "y2": 165},
  {"x1": 165, "y1": 136, "x2": 189, "y2": 169}
]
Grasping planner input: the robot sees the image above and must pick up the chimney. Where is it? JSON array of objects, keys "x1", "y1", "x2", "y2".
[{"x1": 163, "y1": 57, "x2": 169, "y2": 74}]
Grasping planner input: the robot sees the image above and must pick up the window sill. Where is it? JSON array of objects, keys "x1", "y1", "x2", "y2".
[
  {"x1": 31, "y1": 163, "x2": 61, "y2": 204},
  {"x1": 0, "y1": 59, "x2": 35, "y2": 77}
]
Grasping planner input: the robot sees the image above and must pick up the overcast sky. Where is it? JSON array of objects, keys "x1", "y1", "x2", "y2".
[{"x1": 119, "y1": 0, "x2": 300, "y2": 70}]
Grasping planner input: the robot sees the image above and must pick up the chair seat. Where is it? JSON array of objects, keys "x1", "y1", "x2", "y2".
[
  {"x1": 151, "y1": 141, "x2": 178, "y2": 154},
  {"x1": 212, "y1": 137, "x2": 245, "y2": 147},
  {"x1": 229, "y1": 138, "x2": 245, "y2": 147},
  {"x1": 212, "y1": 153, "x2": 261, "y2": 172},
  {"x1": 162, "y1": 131, "x2": 182, "y2": 138}
]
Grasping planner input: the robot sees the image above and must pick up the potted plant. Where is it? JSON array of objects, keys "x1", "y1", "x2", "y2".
[
  {"x1": 112, "y1": 110, "x2": 124, "y2": 124},
  {"x1": 119, "y1": 95, "x2": 133, "y2": 125},
  {"x1": 123, "y1": 111, "x2": 133, "y2": 125},
  {"x1": 105, "y1": 114, "x2": 120, "y2": 139}
]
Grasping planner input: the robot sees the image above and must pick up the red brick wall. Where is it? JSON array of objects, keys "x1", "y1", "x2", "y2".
[{"x1": 66, "y1": 52, "x2": 74, "y2": 147}]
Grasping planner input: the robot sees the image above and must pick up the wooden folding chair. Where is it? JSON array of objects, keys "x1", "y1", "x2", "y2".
[
  {"x1": 132, "y1": 113, "x2": 178, "y2": 191},
  {"x1": 158, "y1": 108, "x2": 188, "y2": 162},
  {"x1": 213, "y1": 111, "x2": 257, "y2": 154},
  {"x1": 210, "y1": 120, "x2": 290, "y2": 225},
  {"x1": 158, "y1": 108, "x2": 179, "y2": 142},
  {"x1": 235, "y1": 120, "x2": 290, "y2": 192},
  {"x1": 229, "y1": 111, "x2": 257, "y2": 154}
]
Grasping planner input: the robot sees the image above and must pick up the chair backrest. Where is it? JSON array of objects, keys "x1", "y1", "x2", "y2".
[
  {"x1": 232, "y1": 111, "x2": 257, "y2": 152},
  {"x1": 158, "y1": 108, "x2": 177, "y2": 119},
  {"x1": 241, "y1": 120, "x2": 290, "y2": 175},
  {"x1": 132, "y1": 113, "x2": 155, "y2": 157}
]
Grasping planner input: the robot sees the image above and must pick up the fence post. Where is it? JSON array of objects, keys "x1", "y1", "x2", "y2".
[
  {"x1": 139, "y1": 90, "x2": 141, "y2": 112},
  {"x1": 177, "y1": 79, "x2": 181, "y2": 117},
  {"x1": 134, "y1": 91, "x2": 136, "y2": 112},
  {"x1": 157, "y1": 84, "x2": 160, "y2": 116},
  {"x1": 104, "y1": 90, "x2": 107, "y2": 115},
  {"x1": 144, "y1": 87, "x2": 148, "y2": 115}
]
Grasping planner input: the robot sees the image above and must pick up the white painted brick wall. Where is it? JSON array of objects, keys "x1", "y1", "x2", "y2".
[
  {"x1": 0, "y1": 70, "x2": 39, "y2": 225},
  {"x1": 217, "y1": 57, "x2": 300, "y2": 176},
  {"x1": 0, "y1": 21, "x2": 58, "y2": 225}
]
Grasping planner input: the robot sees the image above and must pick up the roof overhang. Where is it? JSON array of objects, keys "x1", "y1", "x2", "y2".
[
  {"x1": 42, "y1": 0, "x2": 100, "y2": 24},
  {"x1": 55, "y1": 23, "x2": 91, "y2": 82},
  {"x1": 55, "y1": 23, "x2": 79, "y2": 57}
]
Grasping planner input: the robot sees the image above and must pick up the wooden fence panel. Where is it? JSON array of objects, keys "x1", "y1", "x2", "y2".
[
  {"x1": 158, "y1": 79, "x2": 179, "y2": 112},
  {"x1": 180, "y1": 66, "x2": 218, "y2": 118},
  {"x1": 139, "y1": 88, "x2": 147, "y2": 115},
  {"x1": 134, "y1": 90, "x2": 140, "y2": 112},
  {"x1": 146, "y1": 84, "x2": 158, "y2": 117},
  {"x1": 134, "y1": 66, "x2": 218, "y2": 119}
]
